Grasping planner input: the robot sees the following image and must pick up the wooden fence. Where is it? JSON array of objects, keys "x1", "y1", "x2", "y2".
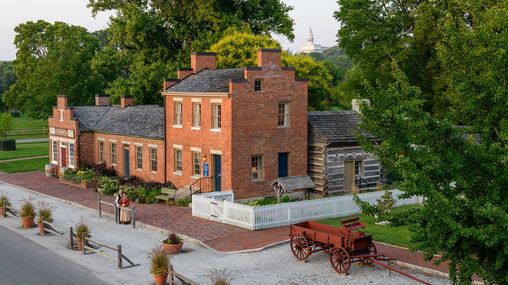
[
  {"x1": 168, "y1": 264, "x2": 198, "y2": 285},
  {"x1": 6, "y1": 127, "x2": 48, "y2": 136},
  {"x1": 192, "y1": 190, "x2": 423, "y2": 230}
]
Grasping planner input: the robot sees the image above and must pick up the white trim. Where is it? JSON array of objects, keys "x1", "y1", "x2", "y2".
[
  {"x1": 190, "y1": 147, "x2": 201, "y2": 152},
  {"x1": 172, "y1": 125, "x2": 182, "y2": 128},
  {"x1": 173, "y1": 144, "x2": 183, "y2": 149},
  {"x1": 210, "y1": 128, "x2": 221, "y2": 132},
  {"x1": 210, "y1": 98, "x2": 222, "y2": 103},
  {"x1": 190, "y1": 127, "x2": 201, "y2": 131},
  {"x1": 173, "y1": 171, "x2": 182, "y2": 176},
  {"x1": 49, "y1": 136, "x2": 75, "y2": 143},
  {"x1": 173, "y1": 97, "x2": 183, "y2": 102},
  {"x1": 109, "y1": 139, "x2": 117, "y2": 143},
  {"x1": 134, "y1": 143, "x2": 143, "y2": 147},
  {"x1": 59, "y1": 110, "x2": 64, "y2": 122},
  {"x1": 191, "y1": 98, "x2": 202, "y2": 103},
  {"x1": 191, "y1": 175, "x2": 202, "y2": 179},
  {"x1": 163, "y1": 91, "x2": 229, "y2": 97},
  {"x1": 210, "y1": 149, "x2": 222, "y2": 155},
  {"x1": 49, "y1": 127, "x2": 56, "y2": 135},
  {"x1": 67, "y1": 130, "x2": 74, "y2": 138},
  {"x1": 148, "y1": 144, "x2": 158, "y2": 148},
  {"x1": 121, "y1": 141, "x2": 130, "y2": 145},
  {"x1": 60, "y1": 142, "x2": 67, "y2": 148},
  {"x1": 97, "y1": 138, "x2": 105, "y2": 142}
]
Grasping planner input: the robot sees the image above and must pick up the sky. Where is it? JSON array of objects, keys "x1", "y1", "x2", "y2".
[{"x1": 0, "y1": 0, "x2": 340, "y2": 60}]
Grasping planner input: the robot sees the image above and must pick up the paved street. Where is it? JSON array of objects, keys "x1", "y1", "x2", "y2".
[{"x1": 0, "y1": 225, "x2": 107, "y2": 285}]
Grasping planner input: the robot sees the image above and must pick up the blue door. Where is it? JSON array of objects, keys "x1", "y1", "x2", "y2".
[
  {"x1": 278, "y1": 152, "x2": 289, "y2": 177},
  {"x1": 213, "y1": 155, "x2": 221, "y2": 192},
  {"x1": 124, "y1": 146, "x2": 130, "y2": 178}
]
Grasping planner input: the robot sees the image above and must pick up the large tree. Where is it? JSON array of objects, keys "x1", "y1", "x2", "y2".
[
  {"x1": 88, "y1": 0, "x2": 294, "y2": 105},
  {"x1": 0, "y1": 61, "x2": 16, "y2": 110},
  {"x1": 346, "y1": 0, "x2": 508, "y2": 283},
  {"x1": 4, "y1": 21, "x2": 102, "y2": 118}
]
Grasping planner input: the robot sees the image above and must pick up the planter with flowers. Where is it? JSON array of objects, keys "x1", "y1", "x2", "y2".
[
  {"x1": 0, "y1": 192, "x2": 10, "y2": 218},
  {"x1": 37, "y1": 201, "x2": 54, "y2": 236},
  {"x1": 149, "y1": 245, "x2": 170, "y2": 285},
  {"x1": 20, "y1": 197, "x2": 36, "y2": 229},
  {"x1": 162, "y1": 233, "x2": 183, "y2": 255}
]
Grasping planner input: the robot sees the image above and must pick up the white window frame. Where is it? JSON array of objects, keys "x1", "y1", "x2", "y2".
[
  {"x1": 174, "y1": 101, "x2": 183, "y2": 127},
  {"x1": 192, "y1": 102, "x2": 201, "y2": 129},
  {"x1": 211, "y1": 103, "x2": 221, "y2": 131},
  {"x1": 98, "y1": 140, "x2": 105, "y2": 163},
  {"x1": 354, "y1": 160, "x2": 364, "y2": 176},
  {"x1": 278, "y1": 102, "x2": 290, "y2": 127},
  {"x1": 68, "y1": 142, "x2": 75, "y2": 167},
  {"x1": 110, "y1": 142, "x2": 117, "y2": 165},
  {"x1": 51, "y1": 140, "x2": 58, "y2": 163},
  {"x1": 135, "y1": 145, "x2": 143, "y2": 170},
  {"x1": 174, "y1": 148, "x2": 183, "y2": 174},
  {"x1": 150, "y1": 147, "x2": 158, "y2": 172},
  {"x1": 251, "y1": 155, "x2": 264, "y2": 181},
  {"x1": 192, "y1": 151, "x2": 201, "y2": 177}
]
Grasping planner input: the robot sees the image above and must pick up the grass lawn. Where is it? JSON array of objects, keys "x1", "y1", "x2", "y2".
[
  {"x1": 318, "y1": 205, "x2": 419, "y2": 248},
  {"x1": 10, "y1": 114, "x2": 47, "y2": 129},
  {"x1": 0, "y1": 157, "x2": 48, "y2": 173},
  {"x1": 0, "y1": 142, "x2": 48, "y2": 161}
]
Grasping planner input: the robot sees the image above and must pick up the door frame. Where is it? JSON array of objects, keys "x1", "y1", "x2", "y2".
[
  {"x1": 278, "y1": 152, "x2": 289, "y2": 178},
  {"x1": 59, "y1": 142, "x2": 67, "y2": 168},
  {"x1": 212, "y1": 154, "x2": 221, "y2": 192},
  {"x1": 343, "y1": 161, "x2": 355, "y2": 192},
  {"x1": 123, "y1": 144, "x2": 130, "y2": 178}
]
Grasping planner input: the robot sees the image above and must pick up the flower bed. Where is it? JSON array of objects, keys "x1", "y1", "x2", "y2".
[
  {"x1": 97, "y1": 175, "x2": 174, "y2": 204},
  {"x1": 61, "y1": 168, "x2": 97, "y2": 190}
]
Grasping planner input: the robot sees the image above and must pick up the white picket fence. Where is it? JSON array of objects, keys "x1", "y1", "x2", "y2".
[{"x1": 192, "y1": 190, "x2": 422, "y2": 231}]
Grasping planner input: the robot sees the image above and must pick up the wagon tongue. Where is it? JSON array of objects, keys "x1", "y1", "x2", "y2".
[{"x1": 363, "y1": 256, "x2": 432, "y2": 285}]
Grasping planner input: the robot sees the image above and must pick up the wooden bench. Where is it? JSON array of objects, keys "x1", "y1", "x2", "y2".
[{"x1": 155, "y1": 188, "x2": 176, "y2": 205}]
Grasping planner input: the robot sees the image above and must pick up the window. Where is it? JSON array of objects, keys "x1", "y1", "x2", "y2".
[
  {"x1": 174, "y1": 102, "x2": 182, "y2": 126},
  {"x1": 354, "y1": 160, "x2": 364, "y2": 176},
  {"x1": 192, "y1": 102, "x2": 201, "y2": 128},
  {"x1": 254, "y1": 80, "x2": 262, "y2": 92},
  {"x1": 52, "y1": 141, "x2": 58, "y2": 162},
  {"x1": 69, "y1": 143, "x2": 75, "y2": 167},
  {"x1": 251, "y1": 155, "x2": 264, "y2": 180},
  {"x1": 111, "y1": 143, "x2": 117, "y2": 165},
  {"x1": 98, "y1": 141, "x2": 104, "y2": 162},
  {"x1": 192, "y1": 151, "x2": 201, "y2": 176},
  {"x1": 212, "y1": 104, "x2": 221, "y2": 129},
  {"x1": 135, "y1": 145, "x2": 143, "y2": 169},
  {"x1": 59, "y1": 110, "x2": 64, "y2": 121},
  {"x1": 150, "y1": 148, "x2": 157, "y2": 172},
  {"x1": 174, "y1": 148, "x2": 182, "y2": 172},
  {"x1": 278, "y1": 102, "x2": 289, "y2": 127}
]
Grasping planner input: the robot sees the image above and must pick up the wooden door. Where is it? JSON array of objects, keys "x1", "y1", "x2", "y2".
[
  {"x1": 344, "y1": 161, "x2": 355, "y2": 192},
  {"x1": 60, "y1": 147, "x2": 67, "y2": 167},
  {"x1": 213, "y1": 155, "x2": 221, "y2": 192}
]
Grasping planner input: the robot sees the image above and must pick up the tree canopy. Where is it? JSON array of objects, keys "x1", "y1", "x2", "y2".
[
  {"x1": 337, "y1": 0, "x2": 508, "y2": 283},
  {"x1": 4, "y1": 20, "x2": 102, "y2": 118},
  {"x1": 0, "y1": 61, "x2": 16, "y2": 110}
]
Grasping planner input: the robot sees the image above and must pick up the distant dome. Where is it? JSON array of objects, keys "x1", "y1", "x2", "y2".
[{"x1": 299, "y1": 27, "x2": 329, "y2": 54}]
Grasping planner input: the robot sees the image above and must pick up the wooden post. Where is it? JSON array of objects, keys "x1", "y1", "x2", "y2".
[
  {"x1": 68, "y1": 226, "x2": 74, "y2": 249},
  {"x1": 131, "y1": 206, "x2": 136, "y2": 228},
  {"x1": 82, "y1": 233, "x2": 86, "y2": 255},
  {"x1": 1, "y1": 200, "x2": 5, "y2": 218},
  {"x1": 168, "y1": 264, "x2": 174, "y2": 285},
  {"x1": 117, "y1": 245, "x2": 122, "y2": 269},
  {"x1": 97, "y1": 196, "x2": 102, "y2": 217}
]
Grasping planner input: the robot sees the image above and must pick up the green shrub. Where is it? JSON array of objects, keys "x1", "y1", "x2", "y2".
[
  {"x1": 97, "y1": 176, "x2": 119, "y2": 195},
  {"x1": 385, "y1": 208, "x2": 421, "y2": 226},
  {"x1": 37, "y1": 201, "x2": 53, "y2": 223},
  {"x1": 0, "y1": 191, "x2": 11, "y2": 207},
  {"x1": 75, "y1": 217, "x2": 90, "y2": 238},
  {"x1": 163, "y1": 233, "x2": 182, "y2": 245},
  {"x1": 63, "y1": 168, "x2": 95, "y2": 183},
  {"x1": 20, "y1": 197, "x2": 36, "y2": 218},
  {"x1": 247, "y1": 195, "x2": 297, "y2": 206},
  {"x1": 176, "y1": 196, "x2": 191, "y2": 207},
  {"x1": 148, "y1": 245, "x2": 170, "y2": 275}
]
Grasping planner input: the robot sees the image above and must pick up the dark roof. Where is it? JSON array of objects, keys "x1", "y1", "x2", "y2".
[
  {"x1": 72, "y1": 105, "x2": 164, "y2": 139},
  {"x1": 166, "y1": 68, "x2": 244, "y2": 93},
  {"x1": 308, "y1": 111, "x2": 378, "y2": 146},
  {"x1": 271, "y1": 176, "x2": 316, "y2": 191}
]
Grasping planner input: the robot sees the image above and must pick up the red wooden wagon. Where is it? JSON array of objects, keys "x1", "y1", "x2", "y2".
[{"x1": 289, "y1": 218, "x2": 431, "y2": 284}]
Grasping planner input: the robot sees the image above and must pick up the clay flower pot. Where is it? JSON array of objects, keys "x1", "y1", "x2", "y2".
[
  {"x1": 76, "y1": 237, "x2": 85, "y2": 251},
  {"x1": 162, "y1": 242, "x2": 183, "y2": 255},
  {"x1": 153, "y1": 273, "x2": 168, "y2": 285},
  {"x1": 38, "y1": 222, "x2": 45, "y2": 236},
  {"x1": 21, "y1": 216, "x2": 34, "y2": 229},
  {"x1": 0, "y1": 207, "x2": 5, "y2": 218}
]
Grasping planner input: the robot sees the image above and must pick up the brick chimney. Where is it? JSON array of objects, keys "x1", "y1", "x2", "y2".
[
  {"x1": 177, "y1": 69, "x2": 193, "y2": 80},
  {"x1": 257, "y1": 48, "x2": 281, "y2": 70},
  {"x1": 163, "y1": 79, "x2": 178, "y2": 91},
  {"x1": 95, "y1": 94, "x2": 110, "y2": 106},
  {"x1": 57, "y1": 95, "x2": 68, "y2": 109},
  {"x1": 120, "y1": 95, "x2": 134, "y2": 109},
  {"x1": 191, "y1": 52, "x2": 216, "y2": 73}
]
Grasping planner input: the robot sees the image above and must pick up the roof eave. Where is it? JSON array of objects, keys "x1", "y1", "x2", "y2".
[{"x1": 161, "y1": 91, "x2": 230, "y2": 97}]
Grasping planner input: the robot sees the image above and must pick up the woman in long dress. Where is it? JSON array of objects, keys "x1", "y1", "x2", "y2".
[{"x1": 119, "y1": 193, "x2": 131, "y2": 224}]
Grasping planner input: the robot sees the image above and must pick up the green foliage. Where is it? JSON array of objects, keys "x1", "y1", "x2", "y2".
[
  {"x1": 75, "y1": 217, "x2": 90, "y2": 238},
  {"x1": 97, "y1": 176, "x2": 119, "y2": 195},
  {"x1": 148, "y1": 245, "x2": 170, "y2": 275},
  {"x1": 0, "y1": 61, "x2": 16, "y2": 110},
  {"x1": 376, "y1": 191, "x2": 396, "y2": 214},
  {"x1": 20, "y1": 197, "x2": 36, "y2": 218},
  {"x1": 0, "y1": 113, "x2": 12, "y2": 139},
  {"x1": 163, "y1": 233, "x2": 182, "y2": 245},
  {"x1": 63, "y1": 168, "x2": 96, "y2": 183},
  {"x1": 0, "y1": 191, "x2": 11, "y2": 207},
  {"x1": 246, "y1": 195, "x2": 297, "y2": 206},
  {"x1": 352, "y1": 194, "x2": 380, "y2": 217},
  {"x1": 37, "y1": 201, "x2": 54, "y2": 224},
  {"x1": 175, "y1": 196, "x2": 191, "y2": 207},
  {"x1": 208, "y1": 269, "x2": 234, "y2": 285},
  {"x1": 4, "y1": 20, "x2": 102, "y2": 118}
]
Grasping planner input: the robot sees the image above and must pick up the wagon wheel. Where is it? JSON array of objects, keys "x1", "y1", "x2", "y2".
[
  {"x1": 290, "y1": 234, "x2": 311, "y2": 261},
  {"x1": 330, "y1": 247, "x2": 351, "y2": 274}
]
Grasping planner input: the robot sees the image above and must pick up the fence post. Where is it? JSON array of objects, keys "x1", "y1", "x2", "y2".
[
  {"x1": 81, "y1": 233, "x2": 86, "y2": 255},
  {"x1": 1, "y1": 200, "x2": 5, "y2": 218},
  {"x1": 117, "y1": 245, "x2": 122, "y2": 269},
  {"x1": 131, "y1": 206, "x2": 136, "y2": 228},
  {"x1": 68, "y1": 226, "x2": 74, "y2": 249},
  {"x1": 97, "y1": 196, "x2": 102, "y2": 217},
  {"x1": 168, "y1": 264, "x2": 174, "y2": 285}
]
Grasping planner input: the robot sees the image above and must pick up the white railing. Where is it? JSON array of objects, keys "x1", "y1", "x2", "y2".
[{"x1": 192, "y1": 190, "x2": 422, "y2": 231}]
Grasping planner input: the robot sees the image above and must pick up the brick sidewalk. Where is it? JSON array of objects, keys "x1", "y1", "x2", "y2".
[{"x1": 0, "y1": 171, "x2": 450, "y2": 277}]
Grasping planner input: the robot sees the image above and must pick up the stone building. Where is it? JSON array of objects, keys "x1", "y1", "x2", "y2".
[{"x1": 299, "y1": 28, "x2": 329, "y2": 54}]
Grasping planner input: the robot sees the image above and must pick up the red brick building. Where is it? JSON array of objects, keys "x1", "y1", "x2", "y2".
[{"x1": 49, "y1": 49, "x2": 308, "y2": 199}]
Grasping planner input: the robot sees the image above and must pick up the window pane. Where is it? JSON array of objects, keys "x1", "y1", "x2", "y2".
[
  {"x1": 192, "y1": 103, "x2": 201, "y2": 127},
  {"x1": 98, "y1": 141, "x2": 104, "y2": 162},
  {"x1": 136, "y1": 146, "x2": 142, "y2": 169},
  {"x1": 69, "y1": 143, "x2": 75, "y2": 166},
  {"x1": 251, "y1": 155, "x2": 263, "y2": 180},
  {"x1": 174, "y1": 102, "x2": 182, "y2": 125},
  {"x1": 192, "y1": 151, "x2": 201, "y2": 175},
  {"x1": 52, "y1": 141, "x2": 58, "y2": 161},
  {"x1": 212, "y1": 104, "x2": 221, "y2": 129},
  {"x1": 175, "y1": 149, "x2": 182, "y2": 171},
  {"x1": 150, "y1": 148, "x2": 157, "y2": 172}
]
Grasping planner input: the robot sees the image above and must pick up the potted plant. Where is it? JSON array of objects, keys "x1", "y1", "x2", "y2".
[
  {"x1": 149, "y1": 245, "x2": 170, "y2": 285},
  {"x1": 37, "y1": 201, "x2": 54, "y2": 236},
  {"x1": 0, "y1": 192, "x2": 10, "y2": 218},
  {"x1": 75, "y1": 218, "x2": 90, "y2": 251},
  {"x1": 162, "y1": 233, "x2": 183, "y2": 254},
  {"x1": 20, "y1": 197, "x2": 36, "y2": 229}
]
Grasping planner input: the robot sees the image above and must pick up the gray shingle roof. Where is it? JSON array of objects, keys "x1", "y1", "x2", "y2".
[
  {"x1": 166, "y1": 68, "x2": 244, "y2": 93},
  {"x1": 72, "y1": 105, "x2": 164, "y2": 139},
  {"x1": 271, "y1": 175, "x2": 316, "y2": 191},
  {"x1": 308, "y1": 111, "x2": 378, "y2": 146}
]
